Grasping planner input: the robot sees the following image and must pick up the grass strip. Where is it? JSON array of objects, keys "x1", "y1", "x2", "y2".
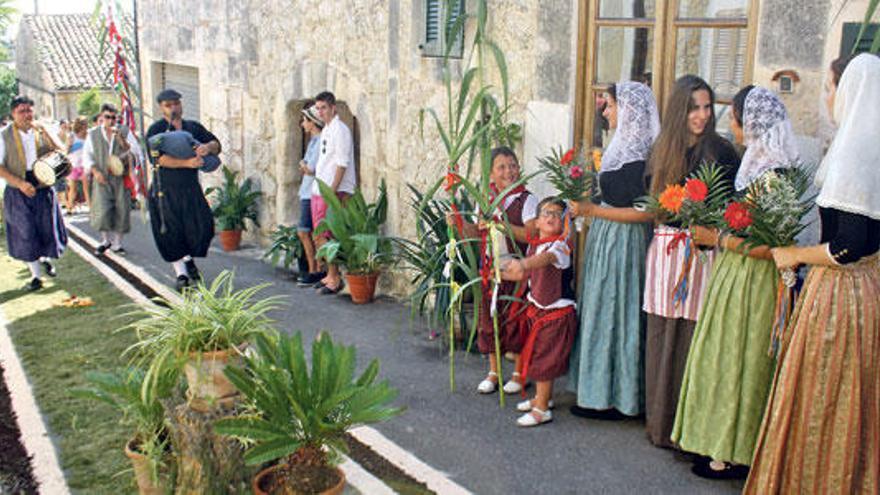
[{"x1": 0, "y1": 245, "x2": 142, "y2": 494}]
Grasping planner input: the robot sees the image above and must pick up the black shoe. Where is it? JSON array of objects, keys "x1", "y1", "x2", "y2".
[
  {"x1": 111, "y1": 247, "x2": 127, "y2": 256},
  {"x1": 297, "y1": 272, "x2": 325, "y2": 287},
  {"x1": 569, "y1": 405, "x2": 628, "y2": 421},
  {"x1": 690, "y1": 459, "x2": 750, "y2": 480},
  {"x1": 175, "y1": 275, "x2": 190, "y2": 292},
  {"x1": 94, "y1": 243, "x2": 110, "y2": 256},
  {"x1": 184, "y1": 260, "x2": 201, "y2": 283},
  {"x1": 41, "y1": 261, "x2": 56, "y2": 277},
  {"x1": 26, "y1": 277, "x2": 43, "y2": 291}
]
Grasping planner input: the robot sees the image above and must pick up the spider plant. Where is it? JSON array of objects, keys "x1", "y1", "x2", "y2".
[
  {"x1": 72, "y1": 367, "x2": 175, "y2": 490},
  {"x1": 122, "y1": 270, "x2": 284, "y2": 402}
]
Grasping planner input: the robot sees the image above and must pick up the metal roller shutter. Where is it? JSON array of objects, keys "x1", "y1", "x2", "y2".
[{"x1": 160, "y1": 63, "x2": 200, "y2": 120}]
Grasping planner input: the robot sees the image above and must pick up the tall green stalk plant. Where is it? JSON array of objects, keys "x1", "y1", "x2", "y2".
[
  {"x1": 852, "y1": 0, "x2": 880, "y2": 54},
  {"x1": 417, "y1": 0, "x2": 527, "y2": 406}
]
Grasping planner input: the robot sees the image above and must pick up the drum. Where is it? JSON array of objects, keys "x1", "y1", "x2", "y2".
[
  {"x1": 107, "y1": 155, "x2": 126, "y2": 176},
  {"x1": 33, "y1": 151, "x2": 72, "y2": 187}
]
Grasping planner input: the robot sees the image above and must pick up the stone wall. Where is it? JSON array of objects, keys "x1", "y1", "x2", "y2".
[
  {"x1": 137, "y1": 0, "x2": 580, "y2": 295},
  {"x1": 15, "y1": 23, "x2": 54, "y2": 120}
]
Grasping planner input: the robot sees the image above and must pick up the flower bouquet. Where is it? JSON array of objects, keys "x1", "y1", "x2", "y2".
[
  {"x1": 640, "y1": 161, "x2": 733, "y2": 306},
  {"x1": 537, "y1": 147, "x2": 596, "y2": 201},
  {"x1": 719, "y1": 167, "x2": 815, "y2": 355}
]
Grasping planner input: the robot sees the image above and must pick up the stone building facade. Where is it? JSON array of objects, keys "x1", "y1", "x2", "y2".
[{"x1": 135, "y1": 0, "x2": 876, "y2": 295}]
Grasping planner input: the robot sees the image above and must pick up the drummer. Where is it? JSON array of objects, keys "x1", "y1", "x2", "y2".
[
  {"x1": 0, "y1": 96, "x2": 68, "y2": 291},
  {"x1": 83, "y1": 103, "x2": 132, "y2": 255}
]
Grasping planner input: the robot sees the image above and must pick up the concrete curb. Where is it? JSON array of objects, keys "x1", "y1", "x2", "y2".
[{"x1": 0, "y1": 310, "x2": 71, "y2": 495}]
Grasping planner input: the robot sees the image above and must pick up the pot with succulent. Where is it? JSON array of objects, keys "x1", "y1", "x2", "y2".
[
  {"x1": 215, "y1": 331, "x2": 403, "y2": 495},
  {"x1": 315, "y1": 180, "x2": 394, "y2": 303},
  {"x1": 206, "y1": 166, "x2": 261, "y2": 251},
  {"x1": 73, "y1": 367, "x2": 175, "y2": 494},
  {"x1": 123, "y1": 271, "x2": 284, "y2": 410}
]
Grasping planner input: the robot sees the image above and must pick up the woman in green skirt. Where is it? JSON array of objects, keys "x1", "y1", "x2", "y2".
[{"x1": 671, "y1": 86, "x2": 801, "y2": 478}]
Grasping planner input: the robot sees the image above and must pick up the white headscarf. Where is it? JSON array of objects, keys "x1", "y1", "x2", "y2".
[
  {"x1": 815, "y1": 53, "x2": 880, "y2": 220},
  {"x1": 601, "y1": 81, "x2": 660, "y2": 173},
  {"x1": 735, "y1": 87, "x2": 799, "y2": 191}
]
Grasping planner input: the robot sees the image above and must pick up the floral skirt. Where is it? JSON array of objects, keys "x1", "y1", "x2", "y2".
[{"x1": 744, "y1": 255, "x2": 880, "y2": 494}]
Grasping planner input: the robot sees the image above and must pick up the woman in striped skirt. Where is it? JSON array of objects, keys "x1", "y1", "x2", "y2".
[
  {"x1": 744, "y1": 53, "x2": 880, "y2": 495},
  {"x1": 642, "y1": 75, "x2": 740, "y2": 448}
]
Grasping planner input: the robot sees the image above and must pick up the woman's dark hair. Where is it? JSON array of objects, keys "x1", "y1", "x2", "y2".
[
  {"x1": 648, "y1": 75, "x2": 719, "y2": 195},
  {"x1": 490, "y1": 146, "x2": 518, "y2": 166},
  {"x1": 607, "y1": 83, "x2": 617, "y2": 102},
  {"x1": 830, "y1": 55, "x2": 855, "y2": 86},
  {"x1": 732, "y1": 85, "x2": 755, "y2": 127}
]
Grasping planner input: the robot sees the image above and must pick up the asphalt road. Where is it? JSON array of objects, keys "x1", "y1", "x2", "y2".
[{"x1": 69, "y1": 211, "x2": 743, "y2": 495}]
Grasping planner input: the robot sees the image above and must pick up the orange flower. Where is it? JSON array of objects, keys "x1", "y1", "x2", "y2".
[
  {"x1": 591, "y1": 149, "x2": 602, "y2": 172},
  {"x1": 658, "y1": 185, "x2": 687, "y2": 214}
]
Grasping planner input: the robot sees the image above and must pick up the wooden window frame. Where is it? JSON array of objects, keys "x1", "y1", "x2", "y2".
[{"x1": 574, "y1": 0, "x2": 759, "y2": 147}]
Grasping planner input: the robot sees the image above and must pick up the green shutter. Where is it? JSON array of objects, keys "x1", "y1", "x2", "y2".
[
  {"x1": 421, "y1": 0, "x2": 465, "y2": 58},
  {"x1": 841, "y1": 22, "x2": 879, "y2": 57}
]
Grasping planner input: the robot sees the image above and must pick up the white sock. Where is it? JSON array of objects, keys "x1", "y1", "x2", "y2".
[
  {"x1": 26, "y1": 261, "x2": 41, "y2": 279},
  {"x1": 172, "y1": 260, "x2": 188, "y2": 277},
  {"x1": 111, "y1": 232, "x2": 124, "y2": 249},
  {"x1": 100, "y1": 231, "x2": 111, "y2": 246}
]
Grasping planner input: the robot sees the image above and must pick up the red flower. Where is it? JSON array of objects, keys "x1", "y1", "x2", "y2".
[
  {"x1": 569, "y1": 166, "x2": 584, "y2": 179},
  {"x1": 724, "y1": 202, "x2": 752, "y2": 231},
  {"x1": 685, "y1": 178, "x2": 708, "y2": 202},
  {"x1": 560, "y1": 148, "x2": 576, "y2": 166},
  {"x1": 444, "y1": 172, "x2": 461, "y2": 192},
  {"x1": 658, "y1": 185, "x2": 687, "y2": 214}
]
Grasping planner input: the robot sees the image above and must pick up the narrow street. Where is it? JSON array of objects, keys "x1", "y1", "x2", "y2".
[{"x1": 64, "y1": 211, "x2": 742, "y2": 494}]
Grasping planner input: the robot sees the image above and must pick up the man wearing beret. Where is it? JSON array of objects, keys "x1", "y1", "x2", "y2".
[{"x1": 146, "y1": 88, "x2": 221, "y2": 291}]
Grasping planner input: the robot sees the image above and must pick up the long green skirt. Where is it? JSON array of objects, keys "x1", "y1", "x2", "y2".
[{"x1": 671, "y1": 249, "x2": 778, "y2": 465}]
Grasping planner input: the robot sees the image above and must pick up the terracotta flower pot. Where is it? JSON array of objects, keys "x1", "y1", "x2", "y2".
[
  {"x1": 252, "y1": 464, "x2": 345, "y2": 495},
  {"x1": 124, "y1": 437, "x2": 165, "y2": 495},
  {"x1": 183, "y1": 346, "x2": 243, "y2": 409},
  {"x1": 345, "y1": 272, "x2": 379, "y2": 304},
  {"x1": 218, "y1": 229, "x2": 242, "y2": 251}
]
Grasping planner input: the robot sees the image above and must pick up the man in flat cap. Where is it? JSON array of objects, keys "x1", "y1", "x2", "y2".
[{"x1": 146, "y1": 88, "x2": 221, "y2": 291}]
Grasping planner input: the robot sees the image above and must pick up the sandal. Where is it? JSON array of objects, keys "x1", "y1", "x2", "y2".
[
  {"x1": 502, "y1": 372, "x2": 524, "y2": 394},
  {"x1": 691, "y1": 459, "x2": 749, "y2": 480},
  {"x1": 477, "y1": 372, "x2": 498, "y2": 394},
  {"x1": 516, "y1": 398, "x2": 555, "y2": 412},
  {"x1": 516, "y1": 407, "x2": 552, "y2": 427},
  {"x1": 318, "y1": 280, "x2": 344, "y2": 295}
]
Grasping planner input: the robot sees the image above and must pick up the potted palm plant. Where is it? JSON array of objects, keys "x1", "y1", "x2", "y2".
[
  {"x1": 263, "y1": 224, "x2": 307, "y2": 276},
  {"x1": 315, "y1": 180, "x2": 394, "y2": 303},
  {"x1": 206, "y1": 166, "x2": 261, "y2": 251},
  {"x1": 215, "y1": 331, "x2": 403, "y2": 495},
  {"x1": 73, "y1": 368, "x2": 174, "y2": 495},
  {"x1": 124, "y1": 271, "x2": 284, "y2": 410}
]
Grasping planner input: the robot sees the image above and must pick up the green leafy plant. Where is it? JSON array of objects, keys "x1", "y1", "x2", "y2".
[
  {"x1": 263, "y1": 225, "x2": 304, "y2": 270},
  {"x1": 314, "y1": 179, "x2": 395, "y2": 275},
  {"x1": 123, "y1": 270, "x2": 284, "y2": 400},
  {"x1": 416, "y1": 0, "x2": 528, "y2": 404},
  {"x1": 214, "y1": 332, "x2": 403, "y2": 491},
  {"x1": 853, "y1": 0, "x2": 880, "y2": 54},
  {"x1": 206, "y1": 166, "x2": 261, "y2": 232},
  {"x1": 72, "y1": 367, "x2": 174, "y2": 485}
]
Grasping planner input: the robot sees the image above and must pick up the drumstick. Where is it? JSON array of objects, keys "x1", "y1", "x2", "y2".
[{"x1": 32, "y1": 123, "x2": 64, "y2": 151}]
